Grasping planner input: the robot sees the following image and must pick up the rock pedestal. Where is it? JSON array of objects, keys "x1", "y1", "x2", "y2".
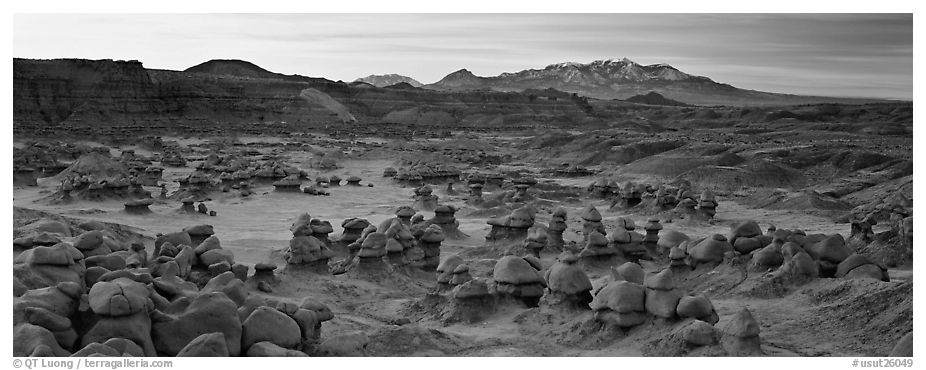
[
  {"x1": 698, "y1": 189, "x2": 718, "y2": 219},
  {"x1": 546, "y1": 207, "x2": 568, "y2": 252},
  {"x1": 413, "y1": 185, "x2": 439, "y2": 211},
  {"x1": 485, "y1": 207, "x2": 535, "y2": 247},
  {"x1": 492, "y1": 255, "x2": 546, "y2": 307},
  {"x1": 580, "y1": 205, "x2": 605, "y2": 242},
  {"x1": 124, "y1": 199, "x2": 154, "y2": 214},
  {"x1": 418, "y1": 225, "x2": 445, "y2": 271}
]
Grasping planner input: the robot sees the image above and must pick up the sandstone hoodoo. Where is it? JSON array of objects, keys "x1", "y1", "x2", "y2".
[
  {"x1": 140, "y1": 166, "x2": 164, "y2": 186},
  {"x1": 353, "y1": 232, "x2": 389, "y2": 275},
  {"x1": 580, "y1": 205, "x2": 605, "y2": 242},
  {"x1": 721, "y1": 308, "x2": 762, "y2": 356},
  {"x1": 338, "y1": 217, "x2": 371, "y2": 250},
  {"x1": 285, "y1": 213, "x2": 334, "y2": 274},
  {"x1": 542, "y1": 252, "x2": 592, "y2": 309},
  {"x1": 485, "y1": 206, "x2": 535, "y2": 248},
  {"x1": 180, "y1": 197, "x2": 196, "y2": 213},
  {"x1": 124, "y1": 198, "x2": 154, "y2": 214},
  {"x1": 272, "y1": 175, "x2": 302, "y2": 192},
  {"x1": 699, "y1": 189, "x2": 718, "y2": 219},
  {"x1": 618, "y1": 181, "x2": 644, "y2": 208},
  {"x1": 643, "y1": 268, "x2": 682, "y2": 319},
  {"x1": 381, "y1": 218, "x2": 418, "y2": 269},
  {"x1": 492, "y1": 255, "x2": 546, "y2": 307},
  {"x1": 345, "y1": 175, "x2": 362, "y2": 186},
  {"x1": 413, "y1": 185, "x2": 439, "y2": 211},
  {"x1": 520, "y1": 225, "x2": 549, "y2": 258},
  {"x1": 643, "y1": 218, "x2": 663, "y2": 254},
  {"x1": 578, "y1": 230, "x2": 618, "y2": 268},
  {"x1": 546, "y1": 207, "x2": 568, "y2": 252},
  {"x1": 394, "y1": 206, "x2": 417, "y2": 225},
  {"x1": 588, "y1": 178, "x2": 615, "y2": 199},
  {"x1": 590, "y1": 277, "x2": 647, "y2": 328},
  {"x1": 172, "y1": 170, "x2": 219, "y2": 201},
  {"x1": 608, "y1": 225, "x2": 648, "y2": 263},
  {"x1": 653, "y1": 185, "x2": 678, "y2": 211},
  {"x1": 507, "y1": 177, "x2": 537, "y2": 203},
  {"x1": 426, "y1": 204, "x2": 468, "y2": 239},
  {"x1": 184, "y1": 224, "x2": 215, "y2": 246},
  {"x1": 83, "y1": 277, "x2": 157, "y2": 356},
  {"x1": 466, "y1": 183, "x2": 485, "y2": 205},
  {"x1": 308, "y1": 219, "x2": 334, "y2": 247},
  {"x1": 435, "y1": 254, "x2": 464, "y2": 292},
  {"x1": 417, "y1": 224, "x2": 445, "y2": 271}
]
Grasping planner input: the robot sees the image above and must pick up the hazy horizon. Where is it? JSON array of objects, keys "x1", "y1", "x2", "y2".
[{"x1": 13, "y1": 13, "x2": 913, "y2": 100}]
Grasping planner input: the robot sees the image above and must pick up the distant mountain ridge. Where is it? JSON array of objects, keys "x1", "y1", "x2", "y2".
[
  {"x1": 355, "y1": 74, "x2": 422, "y2": 87},
  {"x1": 423, "y1": 58, "x2": 884, "y2": 106},
  {"x1": 625, "y1": 92, "x2": 691, "y2": 107}
]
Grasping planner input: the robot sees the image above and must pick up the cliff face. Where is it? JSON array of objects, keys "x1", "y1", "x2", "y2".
[
  {"x1": 13, "y1": 59, "x2": 162, "y2": 125},
  {"x1": 14, "y1": 58, "x2": 598, "y2": 136}
]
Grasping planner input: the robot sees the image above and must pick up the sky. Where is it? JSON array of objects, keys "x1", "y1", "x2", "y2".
[{"x1": 13, "y1": 13, "x2": 913, "y2": 99}]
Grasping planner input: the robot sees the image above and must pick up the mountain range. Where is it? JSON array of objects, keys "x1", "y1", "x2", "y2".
[
  {"x1": 420, "y1": 58, "x2": 882, "y2": 106},
  {"x1": 354, "y1": 74, "x2": 422, "y2": 88}
]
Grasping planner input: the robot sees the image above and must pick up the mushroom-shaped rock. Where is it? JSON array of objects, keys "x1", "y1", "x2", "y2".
[
  {"x1": 290, "y1": 213, "x2": 313, "y2": 236},
  {"x1": 579, "y1": 230, "x2": 615, "y2": 262},
  {"x1": 643, "y1": 269, "x2": 682, "y2": 319},
  {"x1": 580, "y1": 205, "x2": 602, "y2": 222},
  {"x1": 340, "y1": 218, "x2": 371, "y2": 243},
  {"x1": 450, "y1": 264, "x2": 472, "y2": 286},
  {"x1": 436, "y1": 254, "x2": 464, "y2": 289},
  {"x1": 395, "y1": 206, "x2": 417, "y2": 220},
  {"x1": 358, "y1": 232, "x2": 388, "y2": 258},
  {"x1": 183, "y1": 224, "x2": 215, "y2": 245},
  {"x1": 721, "y1": 308, "x2": 762, "y2": 356},
  {"x1": 493, "y1": 256, "x2": 546, "y2": 305},
  {"x1": 590, "y1": 280, "x2": 646, "y2": 328},
  {"x1": 643, "y1": 218, "x2": 663, "y2": 242},
  {"x1": 508, "y1": 207, "x2": 535, "y2": 228},
  {"x1": 543, "y1": 252, "x2": 592, "y2": 307}
]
